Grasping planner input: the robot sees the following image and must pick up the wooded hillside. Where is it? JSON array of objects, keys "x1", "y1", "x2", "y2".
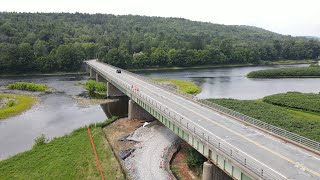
[{"x1": 0, "y1": 12, "x2": 319, "y2": 73}]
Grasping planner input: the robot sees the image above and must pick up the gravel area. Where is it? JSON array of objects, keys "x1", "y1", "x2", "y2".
[{"x1": 124, "y1": 121, "x2": 178, "y2": 180}]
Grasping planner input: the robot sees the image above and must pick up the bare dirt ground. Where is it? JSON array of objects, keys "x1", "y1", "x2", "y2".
[
  {"x1": 171, "y1": 142, "x2": 200, "y2": 180},
  {"x1": 104, "y1": 118, "x2": 179, "y2": 180}
]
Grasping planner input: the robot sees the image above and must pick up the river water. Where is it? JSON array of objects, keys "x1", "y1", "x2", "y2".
[
  {"x1": 0, "y1": 76, "x2": 106, "y2": 160},
  {"x1": 139, "y1": 64, "x2": 320, "y2": 99},
  {"x1": 0, "y1": 64, "x2": 319, "y2": 160}
]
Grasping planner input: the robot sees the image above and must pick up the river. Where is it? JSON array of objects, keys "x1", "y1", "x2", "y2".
[
  {"x1": 0, "y1": 76, "x2": 106, "y2": 160},
  {"x1": 139, "y1": 64, "x2": 320, "y2": 99},
  {"x1": 0, "y1": 63, "x2": 319, "y2": 160}
]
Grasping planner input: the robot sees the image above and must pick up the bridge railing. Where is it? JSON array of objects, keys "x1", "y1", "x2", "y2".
[
  {"x1": 98, "y1": 61, "x2": 320, "y2": 152},
  {"x1": 88, "y1": 61, "x2": 288, "y2": 179}
]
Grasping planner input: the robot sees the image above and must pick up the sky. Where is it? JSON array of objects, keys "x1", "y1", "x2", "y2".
[{"x1": 0, "y1": 0, "x2": 319, "y2": 37}]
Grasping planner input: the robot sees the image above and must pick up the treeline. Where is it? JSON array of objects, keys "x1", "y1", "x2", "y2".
[{"x1": 0, "y1": 12, "x2": 320, "y2": 73}]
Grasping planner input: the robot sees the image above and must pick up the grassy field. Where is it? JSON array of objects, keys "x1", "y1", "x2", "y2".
[
  {"x1": 247, "y1": 66, "x2": 320, "y2": 78},
  {"x1": 152, "y1": 78, "x2": 201, "y2": 95},
  {"x1": 0, "y1": 93, "x2": 37, "y2": 120},
  {"x1": 6, "y1": 82, "x2": 48, "y2": 91},
  {"x1": 263, "y1": 92, "x2": 320, "y2": 113},
  {"x1": 0, "y1": 117, "x2": 124, "y2": 180},
  {"x1": 208, "y1": 98, "x2": 320, "y2": 141}
]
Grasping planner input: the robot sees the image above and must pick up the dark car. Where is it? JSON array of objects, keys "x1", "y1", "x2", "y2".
[{"x1": 116, "y1": 69, "x2": 121, "y2": 73}]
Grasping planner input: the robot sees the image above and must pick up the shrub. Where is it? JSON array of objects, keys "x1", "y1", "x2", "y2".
[
  {"x1": 186, "y1": 147, "x2": 206, "y2": 168},
  {"x1": 7, "y1": 100, "x2": 15, "y2": 107},
  {"x1": 84, "y1": 80, "x2": 107, "y2": 97},
  {"x1": 6, "y1": 82, "x2": 48, "y2": 92},
  {"x1": 33, "y1": 134, "x2": 48, "y2": 148}
]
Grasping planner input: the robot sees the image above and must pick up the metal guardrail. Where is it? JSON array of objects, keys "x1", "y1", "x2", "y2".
[
  {"x1": 87, "y1": 61, "x2": 287, "y2": 180},
  {"x1": 99, "y1": 62, "x2": 320, "y2": 153}
]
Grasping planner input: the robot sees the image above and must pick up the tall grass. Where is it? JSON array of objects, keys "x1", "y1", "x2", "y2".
[
  {"x1": 247, "y1": 66, "x2": 320, "y2": 78},
  {"x1": 209, "y1": 98, "x2": 320, "y2": 141},
  {"x1": 152, "y1": 78, "x2": 201, "y2": 94},
  {"x1": 0, "y1": 117, "x2": 124, "y2": 179},
  {"x1": 6, "y1": 82, "x2": 48, "y2": 91},
  {"x1": 263, "y1": 92, "x2": 320, "y2": 113},
  {"x1": 0, "y1": 94, "x2": 36, "y2": 120}
]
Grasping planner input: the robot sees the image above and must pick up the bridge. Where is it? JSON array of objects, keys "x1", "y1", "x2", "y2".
[{"x1": 86, "y1": 59, "x2": 320, "y2": 180}]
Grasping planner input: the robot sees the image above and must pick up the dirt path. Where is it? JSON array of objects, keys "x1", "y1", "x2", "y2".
[{"x1": 104, "y1": 118, "x2": 179, "y2": 180}]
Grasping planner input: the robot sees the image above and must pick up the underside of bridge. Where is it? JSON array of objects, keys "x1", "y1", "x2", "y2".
[{"x1": 87, "y1": 66, "x2": 253, "y2": 180}]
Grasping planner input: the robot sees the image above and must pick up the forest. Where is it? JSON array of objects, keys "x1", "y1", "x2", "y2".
[{"x1": 0, "y1": 12, "x2": 320, "y2": 73}]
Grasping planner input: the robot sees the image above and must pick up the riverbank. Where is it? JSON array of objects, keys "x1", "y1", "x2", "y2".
[
  {"x1": 209, "y1": 92, "x2": 320, "y2": 141},
  {"x1": 129, "y1": 59, "x2": 316, "y2": 72},
  {"x1": 0, "y1": 117, "x2": 125, "y2": 180},
  {"x1": 0, "y1": 93, "x2": 37, "y2": 120},
  {"x1": 0, "y1": 72, "x2": 87, "y2": 77}
]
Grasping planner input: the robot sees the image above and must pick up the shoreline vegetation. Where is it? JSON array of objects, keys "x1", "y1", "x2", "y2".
[
  {"x1": 152, "y1": 78, "x2": 201, "y2": 95},
  {"x1": 0, "y1": 59, "x2": 315, "y2": 77},
  {"x1": 0, "y1": 93, "x2": 37, "y2": 120},
  {"x1": 208, "y1": 92, "x2": 320, "y2": 141},
  {"x1": 0, "y1": 117, "x2": 125, "y2": 179},
  {"x1": 129, "y1": 59, "x2": 316, "y2": 72},
  {"x1": 247, "y1": 66, "x2": 320, "y2": 78},
  {"x1": 6, "y1": 82, "x2": 48, "y2": 92}
]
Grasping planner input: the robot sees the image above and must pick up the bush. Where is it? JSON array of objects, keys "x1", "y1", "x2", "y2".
[
  {"x1": 186, "y1": 147, "x2": 206, "y2": 168},
  {"x1": 7, "y1": 100, "x2": 15, "y2": 107},
  {"x1": 247, "y1": 67, "x2": 320, "y2": 78},
  {"x1": 152, "y1": 78, "x2": 201, "y2": 94},
  {"x1": 6, "y1": 82, "x2": 48, "y2": 92},
  {"x1": 84, "y1": 80, "x2": 107, "y2": 97},
  {"x1": 33, "y1": 134, "x2": 48, "y2": 148}
]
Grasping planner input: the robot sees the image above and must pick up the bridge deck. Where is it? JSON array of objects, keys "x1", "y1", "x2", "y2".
[{"x1": 87, "y1": 60, "x2": 320, "y2": 180}]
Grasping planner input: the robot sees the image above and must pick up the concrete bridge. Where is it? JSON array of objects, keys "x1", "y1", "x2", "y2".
[{"x1": 86, "y1": 59, "x2": 320, "y2": 180}]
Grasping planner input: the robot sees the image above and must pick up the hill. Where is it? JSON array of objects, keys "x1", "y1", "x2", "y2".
[{"x1": 0, "y1": 12, "x2": 319, "y2": 73}]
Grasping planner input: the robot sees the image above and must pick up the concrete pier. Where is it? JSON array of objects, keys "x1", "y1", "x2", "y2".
[
  {"x1": 202, "y1": 161, "x2": 233, "y2": 180},
  {"x1": 89, "y1": 68, "x2": 96, "y2": 79},
  {"x1": 96, "y1": 74, "x2": 108, "y2": 83},
  {"x1": 202, "y1": 161, "x2": 213, "y2": 180},
  {"x1": 128, "y1": 100, "x2": 153, "y2": 120},
  {"x1": 107, "y1": 82, "x2": 125, "y2": 97}
]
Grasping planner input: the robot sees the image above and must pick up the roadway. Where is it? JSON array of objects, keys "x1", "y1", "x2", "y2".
[{"x1": 87, "y1": 60, "x2": 320, "y2": 180}]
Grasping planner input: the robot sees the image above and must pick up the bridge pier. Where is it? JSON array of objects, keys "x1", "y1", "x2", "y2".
[
  {"x1": 128, "y1": 100, "x2": 153, "y2": 120},
  {"x1": 202, "y1": 161, "x2": 233, "y2": 180},
  {"x1": 107, "y1": 82, "x2": 125, "y2": 97},
  {"x1": 96, "y1": 74, "x2": 108, "y2": 83},
  {"x1": 89, "y1": 68, "x2": 96, "y2": 79}
]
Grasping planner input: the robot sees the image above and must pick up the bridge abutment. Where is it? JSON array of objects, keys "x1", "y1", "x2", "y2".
[{"x1": 128, "y1": 99, "x2": 154, "y2": 120}]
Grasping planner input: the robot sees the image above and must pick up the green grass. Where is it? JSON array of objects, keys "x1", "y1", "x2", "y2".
[
  {"x1": 0, "y1": 117, "x2": 125, "y2": 180},
  {"x1": 152, "y1": 78, "x2": 201, "y2": 95},
  {"x1": 6, "y1": 82, "x2": 48, "y2": 91},
  {"x1": 208, "y1": 98, "x2": 320, "y2": 142},
  {"x1": 247, "y1": 66, "x2": 320, "y2": 78},
  {"x1": 0, "y1": 94, "x2": 37, "y2": 120},
  {"x1": 263, "y1": 92, "x2": 320, "y2": 113}
]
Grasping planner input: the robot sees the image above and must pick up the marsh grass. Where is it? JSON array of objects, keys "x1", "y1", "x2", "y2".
[
  {"x1": 0, "y1": 94, "x2": 36, "y2": 120},
  {"x1": 6, "y1": 82, "x2": 48, "y2": 92},
  {"x1": 152, "y1": 78, "x2": 201, "y2": 95}
]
